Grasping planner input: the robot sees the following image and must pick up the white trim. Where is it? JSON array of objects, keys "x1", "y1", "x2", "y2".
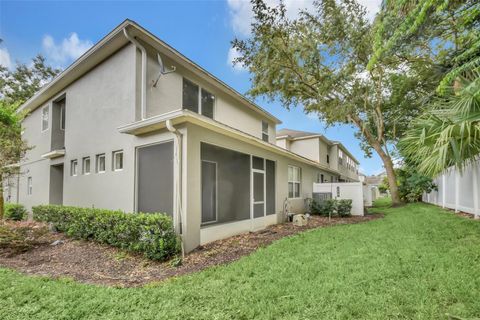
[
  {"x1": 200, "y1": 160, "x2": 218, "y2": 225},
  {"x1": 288, "y1": 165, "x2": 301, "y2": 199},
  {"x1": 27, "y1": 176, "x2": 32, "y2": 196},
  {"x1": 41, "y1": 149, "x2": 65, "y2": 159},
  {"x1": 82, "y1": 157, "x2": 91, "y2": 175},
  {"x1": 60, "y1": 104, "x2": 65, "y2": 131},
  {"x1": 71, "y1": 159, "x2": 78, "y2": 176}
]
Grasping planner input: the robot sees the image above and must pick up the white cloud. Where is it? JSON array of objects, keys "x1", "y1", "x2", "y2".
[
  {"x1": 227, "y1": 47, "x2": 247, "y2": 72},
  {"x1": 0, "y1": 47, "x2": 12, "y2": 69},
  {"x1": 42, "y1": 33, "x2": 92, "y2": 66}
]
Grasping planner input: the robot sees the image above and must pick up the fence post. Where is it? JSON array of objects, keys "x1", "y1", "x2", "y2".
[
  {"x1": 473, "y1": 162, "x2": 479, "y2": 219},
  {"x1": 455, "y1": 170, "x2": 460, "y2": 213},
  {"x1": 442, "y1": 173, "x2": 446, "y2": 209}
]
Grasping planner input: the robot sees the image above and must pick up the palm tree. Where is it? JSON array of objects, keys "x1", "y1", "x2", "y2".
[{"x1": 399, "y1": 63, "x2": 480, "y2": 177}]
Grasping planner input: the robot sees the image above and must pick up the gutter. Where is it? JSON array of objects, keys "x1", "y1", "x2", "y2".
[{"x1": 166, "y1": 119, "x2": 185, "y2": 258}]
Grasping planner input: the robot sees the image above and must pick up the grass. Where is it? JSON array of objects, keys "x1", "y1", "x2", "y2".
[{"x1": 1, "y1": 199, "x2": 480, "y2": 319}]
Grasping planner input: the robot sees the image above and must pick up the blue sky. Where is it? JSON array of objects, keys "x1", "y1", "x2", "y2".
[{"x1": 0, "y1": 0, "x2": 384, "y2": 175}]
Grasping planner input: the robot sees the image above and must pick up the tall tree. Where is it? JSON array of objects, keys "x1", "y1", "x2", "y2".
[
  {"x1": 0, "y1": 54, "x2": 60, "y2": 105},
  {"x1": 232, "y1": 0, "x2": 437, "y2": 205},
  {"x1": 0, "y1": 101, "x2": 29, "y2": 219},
  {"x1": 370, "y1": 0, "x2": 480, "y2": 175}
]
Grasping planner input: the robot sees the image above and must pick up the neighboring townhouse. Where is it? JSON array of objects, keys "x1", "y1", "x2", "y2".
[
  {"x1": 276, "y1": 129, "x2": 360, "y2": 182},
  {"x1": 4, "y1": 20, "x2": 359, "y2": 252}
]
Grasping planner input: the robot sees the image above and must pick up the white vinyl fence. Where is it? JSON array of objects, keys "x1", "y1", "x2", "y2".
[
  {"x1": 423, "y1": 159, "x2": 480, "y2": 218},
  {"x1": 313, "y1": 182, "x2": 365, "y2": 216}
]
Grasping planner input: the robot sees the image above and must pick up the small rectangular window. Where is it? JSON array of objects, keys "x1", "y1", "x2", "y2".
[
  {"x1": 327, "y1": 154, "x2": 330, "y2": 163},
  {"x1": 71, "y1": 160, "x2": 78, "y2": 176},
  {"x1": 96, "y1": 154, "x2": 106, "y2": 173},
  {"x1": 201, "y1": 89, "x2": 214, "y2": 119},
  {"x1": 41, "y1": 106, "x2": 49, "y2": 131},
  {"x1": 182, "y1": 78, "x2": 199, "y2": 113},
  {"x1": 27, "y1": 177, "x2": 32, "y2": 195},
  {"x1": 262, "y1": 121, "x2": 269, "y2": 142},
  {"x1": 113, "y1": 150, "x2": 124, "y2": 171},
  {"x1": 82, "y1": 157, "x2": 90, "y2": 175},
  {"x1": 60, "y1": 104, "x2": 66, "y2": 130},
  {"x1": 288, "y1": 165, "x2": 301, "y2": 198}
]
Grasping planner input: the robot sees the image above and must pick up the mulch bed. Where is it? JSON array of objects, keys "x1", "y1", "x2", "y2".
[{"x1": 0, "y1": 214, "x2": 383, "y2": 287}]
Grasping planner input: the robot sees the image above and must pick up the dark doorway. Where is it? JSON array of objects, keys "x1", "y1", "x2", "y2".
[{"x1": 49, "y1": 164, "x2": 64, "y2": 205}]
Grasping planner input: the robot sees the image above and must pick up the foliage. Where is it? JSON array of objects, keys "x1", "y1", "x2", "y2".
[
  {"x1": 32, "y1": 205, "x2": 179, "y2": 261},
  {"x1": 0, "y1": 54, "x2": 60, "y2": 105},
  {"x1": 310, "y1": 199, "x2": 352, "y2": 217},
  {"x1": 399, "y1": 66, "x2": 480, "y2": 176},
  {"x1": 4, "y1": 204, "x2": 27, "y2": 221},
  {"x1": 397, "y1": 168, "x2": 437, "y2": 202},
  {"x1": 0, "y1": 100, "x2": 30, "y2": 219},
  {"x1": 0, "y1": 220, "x2": 51, "y2": 256},
  {"x1": 2, "y1": 202, "x2": 480, "y2": 319},
  {"x1": 231, "y1": 0, "x2": 446, "y2": 205},
  {"x1": 378, "y1": 181, "x2": 388, "y2": 194}
]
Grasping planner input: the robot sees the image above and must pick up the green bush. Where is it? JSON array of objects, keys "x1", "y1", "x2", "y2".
[
  {"x1": 310, "y1": 199, "x2": 352, "y2": 217},
  {"x1": 336, "y1": 199, "x2": 353, "y2": 217},
  {"x1": 4, "y1": 204, "x2": 27, "y2": 221},
  {"x1": 32, "y1": 205, "x2": 179, "y2": 261}
]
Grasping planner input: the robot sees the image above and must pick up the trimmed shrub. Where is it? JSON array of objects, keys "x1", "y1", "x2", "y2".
[
  {"x1": 33, "y1": 205, "x2": 179, "y2": 261},
  {"x1": 337, "y1": 199, "x2": 353, "y2": 217},
  {"x1": 310, "y1": 199, "x2": 336, "y2": 216},
  {"x1": 310, "y1": 199, "x2": 352, "y2": 217},
  {"x1": 4, "y1": 204, "x2": 27, "y2": 221}
]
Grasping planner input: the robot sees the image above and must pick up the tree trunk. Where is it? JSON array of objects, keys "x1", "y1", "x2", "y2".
[
  {"x1": 371, "y1": 143, "x2": 402, "y2": 206},
  {"x1": 0, "y1": 183, "x2": 4, "y2": 220}
]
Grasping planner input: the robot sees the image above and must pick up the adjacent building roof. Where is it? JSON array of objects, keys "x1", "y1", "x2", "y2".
[
  {"x1": 17, "y1": 19, "x2": 281, "y2": 124},
  {"x1": 276, "y1": 128, "x2": 360, "y2": 164}
]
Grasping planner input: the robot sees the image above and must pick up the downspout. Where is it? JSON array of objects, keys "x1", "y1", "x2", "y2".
[
  {"x1": 123, "y1": 28, "x2": 147, "y2": 120},
  {"x1": 166, "y1": 119, "x2": 185, "y2": 258}
]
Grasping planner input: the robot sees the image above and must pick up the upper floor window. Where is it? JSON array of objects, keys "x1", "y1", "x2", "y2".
[
  {"x1": 288, "y1": 165, "x2": 301, "y2": 198},
  {"x1": 41, "y1": 106, "x2": 49, "y2": 131},
  {"x1": 82, "y1": 157, "x2": 91, "y2": 175},
  {"x1": 112, "y1": 150, "x2": 124, "y2": 171},
  {"x1": 338, "y1": 150, "x2": 344, "y2": 165},
  {"x1": 27, "y1": 177, "x2": 33, "y2": 195},
  {"x1": 71, "y1": 160, "x2": 78, "y2": 176},
  {"x1": 60, "y1": 104, "x2": 66, "y2": 130},
  {"x1": 182, "y1": 78, "x2": 214, "y2": 119},
  {"x1": 96, "y1": 154, "x2": 106, "y2": 173},
  {"x1": 262, "y1": 121, "x2": 269, "y2": 142},
  {"x1": 327, "y1": 154, "x2": 330, "y2": 164}
]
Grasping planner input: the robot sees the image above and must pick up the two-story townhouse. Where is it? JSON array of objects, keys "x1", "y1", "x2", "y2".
[
  {"x1": 4, "y1": 20, "x2": 359, "y2": 252},
  {"x1": 276, "y1": 129, "x2": 360, "y2": 182}
]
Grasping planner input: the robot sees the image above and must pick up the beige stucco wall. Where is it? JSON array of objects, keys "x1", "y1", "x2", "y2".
[{"x1": 289, "y1": 138, "x2": 320, "y2": 163}]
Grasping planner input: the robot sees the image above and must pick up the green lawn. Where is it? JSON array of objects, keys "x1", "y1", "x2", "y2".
[{"x1": 1, "y1": 200, "x2": 480, "y2": 319}]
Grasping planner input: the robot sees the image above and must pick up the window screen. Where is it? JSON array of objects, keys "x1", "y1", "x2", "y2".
[
  {"x1": 266, "y1": 160, "x2": 275, "y2": 215},
  {"x1": 41, "y1": 106, "x2": 49, "y2": 131},
  {"x1": 252, "y1": 156, "x2": 264, "y2": 170},
  {"x1": 262, "y1": 121, "x2": 269, "y2": 142},
  {"x1": 201, "y1": 89, "x2": 214, "y2": 119},
  {"x1": 182, "y1": 78, "x2": 199, "y2": 112},
  {"x1": 201, "y1": 143, "x2": 250, "y2": 225},
  {"x1": 137, "y1": 142, "x2": 174, "y2": 215},
  {"x1": 202, "y1": 161, "x2": 217, "y2": 223}
]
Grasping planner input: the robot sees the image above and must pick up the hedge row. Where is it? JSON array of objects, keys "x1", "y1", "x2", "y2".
[
  {"x1": 310, "y1": 199, "x2": 353, "y2": 217},
  {"x1": 32, "y1": 205, "x2": 179, "y2": 261}
]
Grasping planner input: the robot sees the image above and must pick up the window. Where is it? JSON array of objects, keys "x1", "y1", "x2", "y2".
[
  {"x1": 71, "y1": 160, "x2": 78, "y2": 176},
  {"x1": 338, "y1": 150, "x2": 344, "y2": 165},
  {"x1": 60, "y1": 104, "x2": 66, "y2": 130},
  {"x1": 288, "y1": 165, "x2": 301, "y2": 198},
  {"x1": 183, "y1": 78, "x2": 199, "y2": 113},
  {"x1": 113, "y1": 150, "x2": 123, "y2": 171},
  {"x1": 96, "y1": 154, "x2": 106, "y2": 173},
  {"x1": 41, "y1": 106, "x2": 49, "y2": 131},
  {"x1": 201, "y1": 89, "x2": 214, "y2": 119},
  {"x1": 262, "y1": 121, "x2": 269, "y2": 142},
  {"x1": 327, "y1": 154, "x2": 330, "y2": 164},
  {"x1": 182, "y1": 78, "x2": 215, "y2": 119},
  {"x1": 82, "y1": 157, "x2": 90, "y2": 175},
  {"x1": 27, "y1": 177, "x2": 32, "y2": 195}
]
